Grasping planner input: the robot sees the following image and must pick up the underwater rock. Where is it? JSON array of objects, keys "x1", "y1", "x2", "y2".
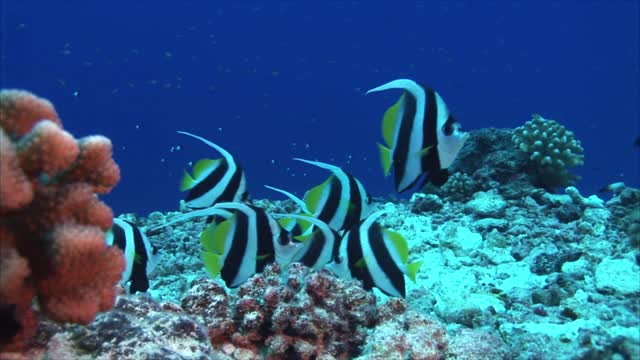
[
  {"x1": 356, "y1": 298, "x2": 450, "y2": 359},
  {"x1": 555, "y1": 203, "x2": 582, "y2": 223},
  {"x1": 464, "y1": 191, "x2": 507, "y2": 218},
  {"x1": 410, "y1": 193, "x2": 444, "y2": 213},
  {"x1": 9, "y1": 294, "x2": 217, "y2": 359},
  {"x1": 595, "y1": 255, "x2": 640, "y2": 295}
]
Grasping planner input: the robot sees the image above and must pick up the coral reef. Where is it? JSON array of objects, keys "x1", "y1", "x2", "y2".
[
  {"x1": 181, "y1": 263, "x2": 378, "y2": 359},
  {"x1": 425, "y1": 127, "x2": 540, "y2": 202},
  {"x1": 11, "y1": 261, "x2": 512, "y2": 359},
  {"x1": 512, "y1": 114, "x2": 584, "y2": 189},
  {"x1": 0, "y1": 89, "x2": 124, "y2": 351}
]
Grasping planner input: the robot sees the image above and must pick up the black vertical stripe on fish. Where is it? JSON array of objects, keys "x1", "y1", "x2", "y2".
[
  {"x1": 420, "y1": 86, "x2": 442, "y2": 171},
  {"x1": 342, "y1": 174, "x2": 364, "y2": 230},
  {"x1": 220, "y1": 210, "x2": 249, "y2": 287},
  {"x1": 217, "y1": 165, "x2": 245, "y2": 203},
  {"x1": 111, "y1": 222, "x2": 127, "y2": 251},
  {"x1": 184, "y1": 159, "x2": 230, "y2": 206},
  {"x1": 316, "y1": 176, "x2": 342, "y2": 226},
  {"x1": 393, "y1": 91, "x2": 416, "y2": 190},
  {"x1": 298, "y1": 231, "x2": 328, "y2": 267},
  {"x1": 253, "y1": 205, "x2": 276, "y2": 273},
  {"x1": 346, "y1": 227, "x2": 376, "y2": 292},
  {"x1": 368, "y1": 222, "x2": 406, "y2": 297},
  {"x1": 128, "y1": 220, "x2": 150, "y2": 293}
]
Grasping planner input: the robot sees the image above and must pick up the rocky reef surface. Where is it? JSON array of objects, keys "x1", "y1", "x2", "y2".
[{"x1": 3, "y1": 128, "x2": 638, "y2": 360}]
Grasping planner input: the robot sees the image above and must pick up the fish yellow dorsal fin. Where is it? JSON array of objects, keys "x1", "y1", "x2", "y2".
[
  {"x1": 201, "y1": 251, "x2": 223, "y2": 278},
  {"x1": 382, "y1": 94, "x2": 404, "y2": 147},
  {"x1": 305, "y1": 176, "x2": 332, "y2": 214},
  {"x1": 407, "y1": 260, "x2": 423, "y2": 282},
  {"x1": 180, "y1": 170, "x2": 197, "y2": 191},
  {"x1": 384, "y1": 229, "x2": 408, "y2": 263},
  {"x1": 378, "y1": 143, "x2": 392, "y2": 177},
  {"x1": 200, "y1": 214, "x2": 234, "y2": 255},
  {"x1": 193, "y1": 158, "x2": 220, "y2": 180},
  {"x1": 277, "y1": 217, "x2": 295, "y2": 230}
]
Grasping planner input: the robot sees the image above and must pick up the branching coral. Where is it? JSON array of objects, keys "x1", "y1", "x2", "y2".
[
  {"x1": 512, "y1": 114, "x2": 584, "y2": 189},
  {"x1": 0, "y1": 89, "x2": 124, "y2": 351}
]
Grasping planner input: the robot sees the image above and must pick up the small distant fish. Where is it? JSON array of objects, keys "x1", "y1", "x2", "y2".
[
  {"x1": 105, "y1": 218, "x2": 161, "y2": 294},
  {"x1": 598, "y1": 182, "x2": 626, "y2": 194},
  {"x1": 265, "y1": 158, "x2": 372, "y2": 232},
  {"x1": 72, "y1": 90, "x2": 79, "y2": 97},
  {"x1": 197, "y1": 202, "x2": 302, "y2": 287},
  {"x1": 178, "y1": 131, "x2": 248, "y2": 209},
  {"x1": 271, "y1": 213, "x2": 341, "y2": 271},
  {"x1": 0, "y1": 304, "x2": 21, "y2": 344},
  {"x1": 327, "y1": 211, "x2": 422, "y2": 298},
  {"x1": 366, "y1": 79, "x2": 469, "y2": 192}
]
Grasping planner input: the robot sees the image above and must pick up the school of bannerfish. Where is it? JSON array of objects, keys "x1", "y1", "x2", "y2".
[{"x1": 108, "y1": 78, "x2": 469, "y2": 298}]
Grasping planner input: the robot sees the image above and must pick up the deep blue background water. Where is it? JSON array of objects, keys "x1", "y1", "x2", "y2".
[{"x1": 2, "y1": 1, "x2": 638, "y2": 216}]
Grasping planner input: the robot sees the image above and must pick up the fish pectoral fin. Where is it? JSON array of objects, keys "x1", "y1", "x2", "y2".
[
  {"x1": 201, "y1": 251, "x2": 223, "y2": 278},
  {"x1": 354, "y1": 257, "x2": 367, "y2": 269},
  {"x1": 406, "y1": 260, "x2": 423, "y2": 282},
  {"x1": 377, "y1": 143, "x2": 392, "y2": 177},
  {"x1": 256, "y1": 253, "x2": 271, "y2": 261},
  {"x1": 418, "y1": 145, "x2": 433, "y2": 158}
]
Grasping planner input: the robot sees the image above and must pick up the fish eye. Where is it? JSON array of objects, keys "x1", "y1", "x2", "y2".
[
  {"x1": 152, "y1": 246, "x2": 159, "y2": 255},
  {"x1": 443, "y1": 115, "x2": 457, "y2": 136}
]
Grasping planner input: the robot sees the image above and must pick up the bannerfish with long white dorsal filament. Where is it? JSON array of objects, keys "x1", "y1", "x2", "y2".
[
  {"x1": 198, "y1": 202, "x2": 303, "y2": 288},
  {"x1": 271, "y1": 213, "x2": 341, "y2": 271},
  {"x1": 264, "y1": 158, "x2": 373, "y2": 232},
  {"x1": 366, "y1": 79, "x2": 469, "y2": 192},
  {"x1": 177, "y1": 131, "x2": 248, "y2": 209},
  {"x1": 105, "y1": 218, "x2": 161, "y2": 294},
  {"x1": 326, "y1": 211, "x2": 422, "y2": 298}
]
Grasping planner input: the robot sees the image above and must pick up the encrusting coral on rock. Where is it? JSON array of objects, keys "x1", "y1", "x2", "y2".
[{"x1": 0, "y1": 89, "x2": 124, "y2": 351}]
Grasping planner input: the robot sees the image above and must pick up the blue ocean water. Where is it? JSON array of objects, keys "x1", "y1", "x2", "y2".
[{"x1": 2, "y1": 1, "x2": 638, "y2": 216}]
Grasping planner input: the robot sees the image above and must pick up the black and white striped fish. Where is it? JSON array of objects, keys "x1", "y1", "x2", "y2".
[
  {"x1": 178, "y1": 131, "x2": 248, "y2": 209},
  {"x1": 197, "y1": 202, "x2": 303, "y2": 288},
  {"x1": 105, "y1": 218, "x2": 161, "y2": 294},
  {"x1": 367, "y1": 79, "x2": 469, "y2": 192},
  {"x1": 326, "y1": 211, "x2": 422, "y2": 298},
  {"x1": 265, "y1": 158, "x2": 372, "y2": 232},
  {"x1": 271, "y1": 213, "x2": 341, "y2": 271}
]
